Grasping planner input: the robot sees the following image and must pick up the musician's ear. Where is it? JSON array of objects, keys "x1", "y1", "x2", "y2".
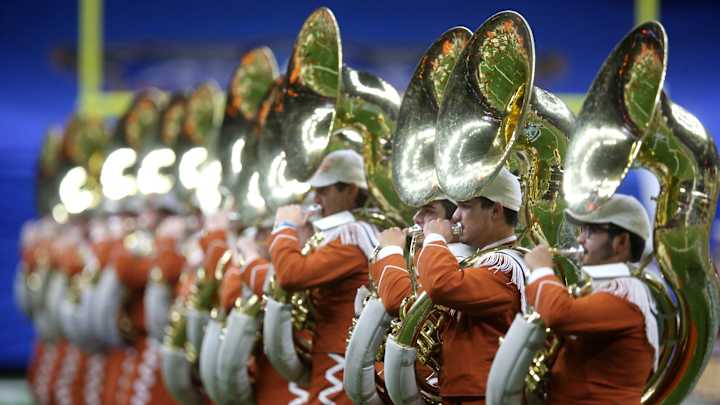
[{"x1": 611, "y1": 232, "x2": 631, "y2": 259}]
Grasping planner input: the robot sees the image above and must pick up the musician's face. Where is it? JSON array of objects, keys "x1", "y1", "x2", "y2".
[
  {"x1": 451, "y1": 198, "x2": 495, "y2": 248},
  {"x1": 413, "y1": 201, "x2": 452, "y2": 227},
  {"x1": 313, "y1": 183, "x2": 358, "y2": 217},
  {"x1": 576, "y1": 223, "x2": 617, "y2": 265}
]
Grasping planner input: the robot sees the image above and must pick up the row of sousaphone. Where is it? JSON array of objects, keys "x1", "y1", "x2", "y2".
[{"x1": 21, "y1": 5, "x2": 719, "y2": 405}]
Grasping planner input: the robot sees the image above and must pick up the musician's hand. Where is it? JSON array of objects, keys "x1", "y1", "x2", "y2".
[
  {"x1": 236, "y1": 236, "x2": 260, "y2": 265},
  {"x1": 274, "y1": 205, "x2": 304, "y2": 227},
  {"x1": 378, "y1": 227, "x2": 405, "y2": 249},
  {"x1": 524, "y1": 245, "x2": 553, "y2": 271},
  {"x1": 423, "y1": 219, "x2": 453, "y2": 241}
]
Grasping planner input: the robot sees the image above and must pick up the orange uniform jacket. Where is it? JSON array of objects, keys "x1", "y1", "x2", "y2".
[
  {"x1": 526, "y1": 274, "x2": 654, "y2": 404},
  {"x1": 155, "y1": 236, "x2": 187, "y2": 285},
  {"x1": 369, "y1": 250, "x2": 416, "y2": 316},
  {"x1": 270, "y1": 224, "x2": 371, "y2": 405},
  {"x1": 416, "y1": 234, "x2": 521, "y2": 399},
  {"x1": 221, "y1": 257, "x2": 302, "y2": 404},
  {"x1": 269, "y1": 227, "x2": 370, "y2": 354}
]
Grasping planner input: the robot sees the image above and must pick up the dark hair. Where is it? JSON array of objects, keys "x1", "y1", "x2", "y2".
[
  {"x1": 334, "y1": 182, "x2": 369, "y2": 208},
  {"x1": 438, "y1": 199, "x2": 457, "y2": 220},
  {"x1": 478, "y1": 197, "x2": 519, "y2": 227},
  {"x1": 607, "y1": 223, "x2": 646, "y2": 262}
]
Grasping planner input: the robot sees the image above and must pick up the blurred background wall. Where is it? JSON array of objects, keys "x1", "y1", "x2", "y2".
[{"x1": 0, "y1": 0, "x2": 718, "y2": 371}]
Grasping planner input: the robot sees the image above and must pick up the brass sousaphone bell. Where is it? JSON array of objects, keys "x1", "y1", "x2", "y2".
[
  {"x1": 57, "y1": 115, "x2": 110, "y2": 218},
  {"x1": 277, "y1": 6, "x2": 410, "y2": 224},
  {"x1": 385, "y1": 10, "x2": 575, "y2": 405},
  {"x1": 219, "y1": 47, "x2": 279, "y2": 225},
  {"x1": 174, "y1": 82, "x2": 225, "y2": 214},
  {"x1": 343, "y1": 26, "x2": 472, "y2": 405}
]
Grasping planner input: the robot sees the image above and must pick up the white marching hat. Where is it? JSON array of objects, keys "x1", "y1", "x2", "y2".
[
  {"x1": 565, "y1": 194, "x2": 651, "y2": 241},
  {"x1": 477, "y1": 168, "x2": 522, "y2": 212},
  {"x1": 308, "y1": 149, "x2": 368, "y2": 189}
]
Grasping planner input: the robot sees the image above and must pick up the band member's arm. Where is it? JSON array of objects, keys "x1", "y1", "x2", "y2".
[
  {"x1": 417, "y1": 234, "x2": 518, "y2": 317},
  {"x1": 91, "y1": 239, "x2": 116, "y2": 269},
  {"x1": 220, "y1": 266, "x2": 243, "y2": 313},
  {"x1": 269, "y1": 228, "x2": 367, "y2": 291},
  {"x1": 240, "y1": 258, "x2": 272, "y2": 296},
  {"x1": 154, "y1": 236, "x2": 186, "y2": 284},
  {"x1": 199, "y1": 229, "x2": 227, "y2": 253},
  {"x1": 220, "y1": 258, "x2": 272, "y2": 312},
  {"x1": 369, "y1": 247, "x2": 412, "y2": 316},
  {"x1": 201, "y1": 233, "x2": 229, "y2": 274},
  {"x1": 60, "y1": 245, "x2": 85, "y2": 277},
  {"x1": 113, "y1": 247, "x2": 154, "y2": 290},
  {"x1": 526, "y1": 272, "x2": 644, "y2": 334}
]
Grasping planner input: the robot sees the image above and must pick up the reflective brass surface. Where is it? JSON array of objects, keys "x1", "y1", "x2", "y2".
[
  {"x1": 175, "y1": 82, "x2": 224, "y2": 211},
  {"x1": 257, "y1": 78, "x2": 310, "y2": 210},
  {"x1": 279, "y1": 7, "x2": 409, "y2": 223},
  {"x1": 338, "y1": 66, "x2": 406, "y2": 223},
  {"x1": 435, "y1": 11, "x2": 534, "y2": 202},
  {"x1": 101, "y1": 89, "x2": 166, "y2": 205},
  {"x1": 126, "y1": 89, "x2": 175, "y2": 198},
  {"x1": 159, "y1": 93, "x2": 189, "y2": 207},
  {"x1": 393, "y1": 27, "x2": 471, "y2": 207},
  {"x1": 278, "y1": 7, "x2": 341, "y2": 181},
  {"x1": 57, "y1": 114, "x2": 110, "y2": 215},
  {"x1": 219, "y1": 48, "x2": 279, "y2": 224},
  {"x1": 563, "y1": 23, "x2": 666, "y2": 214}
]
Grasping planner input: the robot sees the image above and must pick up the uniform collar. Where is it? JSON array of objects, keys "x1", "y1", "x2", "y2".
[
  {"x1": 481, "y1": 234, "x2": 517, "y2": 251},
  {"x1": 312, "y1": 210, "x2": 355, "y2": 232},
  {"x1": 581, "y1": 262, "x2": 631, "y2": 280},
  {"x1": 448, "y1": 243, "x2": 475, "y2": 260}
]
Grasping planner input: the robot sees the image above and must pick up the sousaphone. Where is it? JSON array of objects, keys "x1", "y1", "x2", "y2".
[
  {"x1": 343, "y1": 26, "x2": 472, "y2": 405},
  {"x1": 487, "y1": 21, "x2": 719, "y2": 404},
  {"x1": 262, "y1": 6, "x2": 406, "y2": 386}
]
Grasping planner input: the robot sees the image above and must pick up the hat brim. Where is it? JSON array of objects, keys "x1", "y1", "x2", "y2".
[
  {"x1": 308, "y1": 172, "x2": 340, "y2": 188},
  {"x1": 308, "y1": 172, "x2": 368, "y2": 189},
  {"x1": 563, "y1": 208, "x2": 603, "y2": 226}
]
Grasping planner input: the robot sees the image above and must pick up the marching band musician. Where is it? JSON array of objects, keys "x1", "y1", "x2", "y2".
[
  {"x1": 412, "y1": 168, "x2": 528, "y2": 405},
  {"x1": 371, "y1": 198, "x2": 460, "y2": 316},
  {"x1": 218, "y1": 225, "x2": 309, "y2": 404},
  {"x1": 523, "y1": 194, "x2": 657, "y2": 404},
  {"x1": 269, "y1": 149, "x2": 378, "y2": 405}
]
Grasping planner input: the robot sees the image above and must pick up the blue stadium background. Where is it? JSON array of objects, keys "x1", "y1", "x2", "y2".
[{"x1": 0, "y1": 0, "x2": 719, "y2": 370}]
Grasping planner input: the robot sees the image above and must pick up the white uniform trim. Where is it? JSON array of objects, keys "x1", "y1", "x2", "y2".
[
  {"x1": 83, "y1": 353, "x2": 105, "y2": 405},
  {"x1": 318, "y1": 353, "x2": 346, "y2": 405},
  {"x1": 130, "y1": 339, "x2": 160, "y2": 405},
  {"x1": 377, "y1": 264, "x2": 408, "y2": 292},
  {"x1": 592, "y1": 274, "x2": 659, "y2": 370},
  {"x1": 269, "y1": 234, "x2": 299, "y2": 254},
  {"x1": 288, "y1": 382, "x2": 309, "y2": 405}
]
